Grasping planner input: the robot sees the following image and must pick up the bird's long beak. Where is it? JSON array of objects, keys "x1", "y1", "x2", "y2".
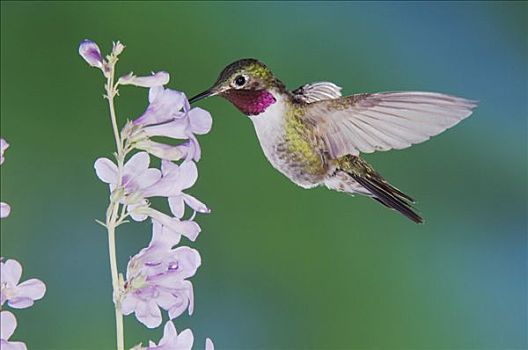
[{"x1": 188, "y1": 89, "x2": 215, "y2": 104}]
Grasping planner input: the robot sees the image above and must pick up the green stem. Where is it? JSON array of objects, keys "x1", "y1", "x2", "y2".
[
  {"x1": 107, "y1": 203, "x2": 124, "y2": 350},
  {"x1": 107, "y1": 64, "x2": 123, "y2": 156},
  {"x1": 105, "y1": 59, "x2": 125, "y2": 350}
]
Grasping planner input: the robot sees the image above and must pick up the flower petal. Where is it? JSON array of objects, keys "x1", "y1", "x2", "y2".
[
  {"x1": 0, "y1": 138, "x2": 9, "y2": 165},
  {"x1": 0, "y1": 340, "x2": 27, "y2": 350},
  {"x1": 182, "y1": 194, "x2": 210, "y2": 214},
  {"x1": 132, "y1": 168, "x2": 162, "y2": 190},
  {"x1": 142, "y1": 119, "x2": 188, "y2": 139},
  {"x1": 164, "y1": 219, "x2": 201, "y2": 242},
  {"x1": 1, "y1": 260, "x2": 22, "y2": 286},
  {"x1": 178, "y1": 161, "x2": 198, "y2": 190},
  {"x1": 163, "y1": 281, "x2": 194, "y2": 317},
  {"x1": 124, "y1": 152, "x2": 151, "y2": 177},
  {"x1": 186, "y1": 134, "x2": 201, "y2": 162},
  {"x1": 158, "y1": 321, "x2": 179, "y2": 347},
  {"x1": 205, "y1": 338, "x2": 214, "y2": 350},
  {"x1": 134, "y1": 88, "x2": 185, "y2": 126},
  {"x1": 136, "y1": 299, "x2": 162, "y2": 329},
  {"x1": 148, "y1": 86, "x2": 163, "y2": 104},
  {"x1": 167, "y1": 294, "x2": 190, "y2": 320},
  {"x1": 176, "y1": 329, "x2": 194, "y2": 349},
  {"x1": 7, "y1": 298, "x2": 34, "y2": 309},
  {"x1": 160, "y1": 159, "x2": 179, "y2": 178},
  {"x1": 135, "y1": 140, "x2": 185, "y2": 161},
  {"x1": 172, "y1": 246, "x2": 201, "y2": 279},
  {"x1": 120, "y1": 294, "x2": 139, "y2": 315},
  {"x1": 150, "y1": 221, "x2": 181, "y2": 248},
  {"x1": 15, "y1": 279, "x2": 46, "y2": 302},
  {"x1": 0, "y1": 311, "x2": 16, "y2": 340},
  {"x1": 168, "y1": 196, "x2": 185, "y2": 219},
  {"x1": 155, "y1": 290, "x2": 178, "y2": 312},
  {"x1": 143, "y1": 208, "x2": 171, "y2": 225},
  {"x1": 189, "y1": 107, "x2": 213, "y2": 135},
  {"x1": 141, "y1": 206, "x2": 200, "y2": 241},
  {"x1": 142, "y1": 161, "x2": 181, "y2": 198},
  {"x1": 182, "y1": 95, "x2": 191, "y2": 113},
  {"x1": 94, "y1": 158, "x2": 118, "y2": 184},
  {"x1": 186, "y1": 282, "x2": 195, "y2": 315},
  {"x1": 0, "y1": 202, "x2": 11, "y2": 219}
]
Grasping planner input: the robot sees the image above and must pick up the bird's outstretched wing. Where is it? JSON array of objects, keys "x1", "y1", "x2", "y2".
[
  {"x1": 305, "y1": 92, "x2": 477, "y2": 158},
  {"x1": 292, "y1": 81, "x2": 342, "y2": 103}
]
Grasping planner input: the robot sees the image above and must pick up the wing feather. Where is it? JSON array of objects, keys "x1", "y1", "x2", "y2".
[
  {"x1": 292, "y1": 82, "x2": 343, "y2": 103},
  {"x1": 307, "y1": 91, "x2": 477, "y2": 157}
]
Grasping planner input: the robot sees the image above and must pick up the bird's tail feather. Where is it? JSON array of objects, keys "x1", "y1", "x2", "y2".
[
  {"x1": 336, "y1": 155, "x2": 424, "y2": 224},
  {"x1": 350, "y1": 173, "x2": 423, "y2": 224}
]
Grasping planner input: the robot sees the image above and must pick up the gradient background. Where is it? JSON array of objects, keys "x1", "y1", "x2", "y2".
[{"x1": 1, "y1": 2, "x2": 526, "y2": 349}]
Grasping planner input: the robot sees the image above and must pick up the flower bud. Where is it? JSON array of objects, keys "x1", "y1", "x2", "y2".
[
  {"x1": 78, "y1": 39, "x2": 103, "y2": 69},
  {"x1": 112, "y1": 41, "x2": 125, "y2": 56}
]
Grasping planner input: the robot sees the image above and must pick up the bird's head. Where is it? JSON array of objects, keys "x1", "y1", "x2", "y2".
[{"x1": 189, "y1": 58, "x2": 285, "y2": 116}]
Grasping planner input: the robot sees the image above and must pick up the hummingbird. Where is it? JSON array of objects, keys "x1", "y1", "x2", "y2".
[{"x1": 189, "y1": 58, "x2": 477, "y2": 223}]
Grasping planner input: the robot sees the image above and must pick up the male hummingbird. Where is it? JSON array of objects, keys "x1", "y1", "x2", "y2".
[{"x1": 189, "y1": 59, "x2": 476, "y2": 223}]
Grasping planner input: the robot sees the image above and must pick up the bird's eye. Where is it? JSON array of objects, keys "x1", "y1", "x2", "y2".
[{"x1": 234, "y1": 75, "x2": 246, "y2": 87}]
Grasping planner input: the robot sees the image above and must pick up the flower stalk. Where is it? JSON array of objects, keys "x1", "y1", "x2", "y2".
[
  {"x1": 80, "y1": 39, "x2": 214, "y2": 350},
  {"x1": 103, "y1": 48, "x2": 126, "y2": 350}
]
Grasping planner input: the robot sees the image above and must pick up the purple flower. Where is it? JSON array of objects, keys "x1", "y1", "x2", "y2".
[
  {"x1": 0, "y1": 259, "x2": 46, "y2": 309},
  {"x1": 94, "y1": 151, "x2": 161, "y2": 202},
  {"x1": 142, "y1": 108, "x2": 212, "y2": 162},
  {"x1": 143, "y1": 160, "x2": 209, "y2": 219},
  {"x1": 95, "y1": 152, "x2": 202, "y2": 240},
  {"x1": 132, "y1": 87, "x2": 212, "y2": 161},
  {"x1": 134, "y1": 87, "x2": 186, "y2": 126},
  {"x1": 120, "y1": 230, "x2": 201, "y2": 328},
  {"x1": 135, "y1": 321, "x2": 214, "y2": 350},
  {"x1": 78, "y1": 39, "x2": 104, "y2": 69},
  {"x1": 134, "y1": 206, "x2": 202, "y2": 242},
  {"x1": 122, "y1": 122, "x2": 188, "y2": 162},
  {"x1": 0, "y1": 311, "x2": 26, "y2": 350},
  {"x1": 118, "y1": 72, "x2": 170, "y2": 88},
  {"x1": 141, "y1": 102, "x2": 212, "y2": 139},
  {"x1": 0, "y1": 138, "x2": 9, "y2": 165}
]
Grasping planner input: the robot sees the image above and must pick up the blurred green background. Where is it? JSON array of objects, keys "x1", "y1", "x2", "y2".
[{"x1": 1, "y1": 2, "x2": 526, "y2": 349}]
